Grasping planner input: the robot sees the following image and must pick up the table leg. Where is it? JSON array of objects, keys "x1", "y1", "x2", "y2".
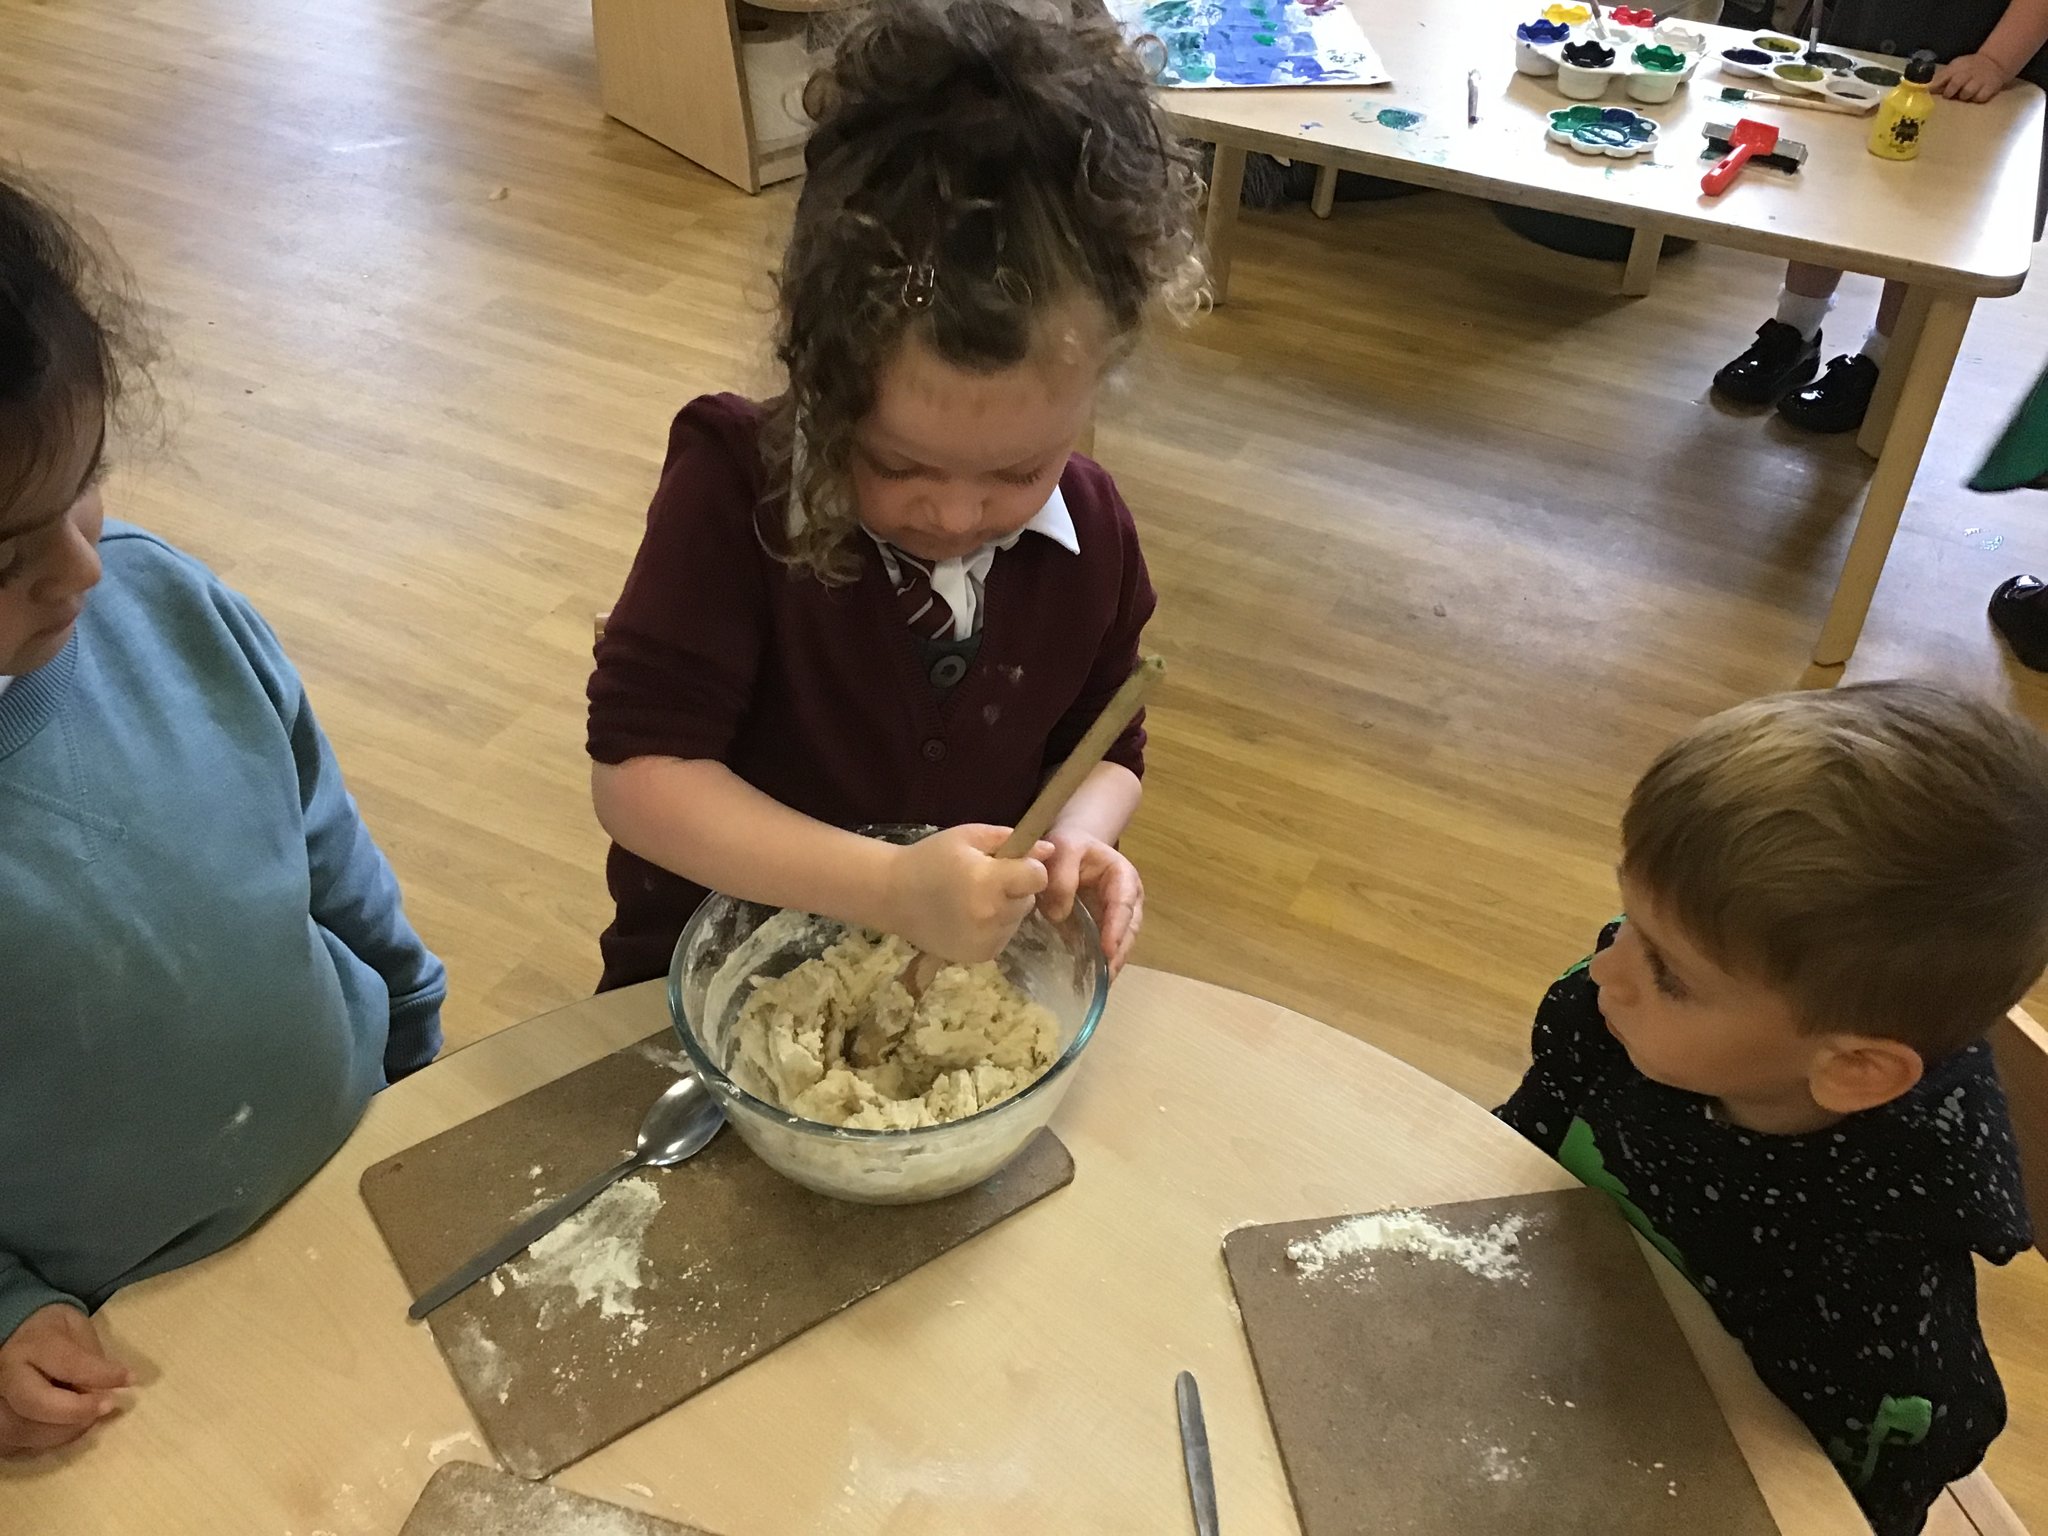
[
  {"x1": 1203, "y1": 142, "x2": 1247, "y2": 306},
  {"x1": 1855, "y1": 286, "x2": 1933, "y2": 459},
  {"x1": 1621, "y1": 227, "x2": 1662, "y2": 297},
  {"x1": 1311, "y1": 163, "x2": 1338, "y2": 220},
  {"x1": 1810, "y1": 289, "x2": 1975, "y2": 668}
]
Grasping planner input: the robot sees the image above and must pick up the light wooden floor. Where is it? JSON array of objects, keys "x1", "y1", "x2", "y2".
[{"x1": 6, "y1": 0, "x2": 2048, "y2": 1523}]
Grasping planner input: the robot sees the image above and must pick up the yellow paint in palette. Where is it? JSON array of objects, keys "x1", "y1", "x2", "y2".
[{"x1": 1541, "y1": 3, "x2": 1592, "y2": 21}]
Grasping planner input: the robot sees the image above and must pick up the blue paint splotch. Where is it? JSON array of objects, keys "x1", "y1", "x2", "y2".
[
  {"x1": 1207, "y1": 0, "x2": 1328, "y2": 86},
  {"x1": 1141, "y1": 0, "x2": 1372, "y2": 86}
]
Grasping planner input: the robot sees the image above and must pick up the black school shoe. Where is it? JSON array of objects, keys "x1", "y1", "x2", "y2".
[
  {"x1": 1990, "y1": 575, "x2": 2048, "y2": 672},
  {"x1": 1778, "y1": 353, "x2": 1881, "y2": 434},
  {"x1": 1712, "y1": 320, "x2": 1822, "y2": 406}
]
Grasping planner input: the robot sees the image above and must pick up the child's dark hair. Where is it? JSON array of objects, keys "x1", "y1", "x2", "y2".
[
  {"x1": 0, "y1": 170, "x2": 155, "y2": 513},
  {"x1": 765, "y1": 0, "x2": 1204, "y2": 579}
]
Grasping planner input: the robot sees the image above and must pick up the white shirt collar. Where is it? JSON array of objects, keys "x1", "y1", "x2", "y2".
[
  {"x1": 862, "y1": 483, "x2": 1080, "y2": 641},
  {"x1": 1021, "y1": 484, "x2": 1079, "y2": 555},
  {"x1": 854, "y1": 479, "x2": 1080, "y2": 565},
  {"x1": 785, "y1": 424, "x2": 1083, "y2": 559}
]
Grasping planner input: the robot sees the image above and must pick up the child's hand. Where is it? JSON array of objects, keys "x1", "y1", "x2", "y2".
[
  {"x1": 0, "y1": 1304, "x2": 132, "y2": 1456},
  {"x1": 1932, "y1": 53, "x2": 2013, "y2": 101},
  {"x1": 1038, "y1": 830, "x2": 1144, "y2": 976},
  {"x1": 887, "y1": 824, "x2": 1053, "y2": 964}
]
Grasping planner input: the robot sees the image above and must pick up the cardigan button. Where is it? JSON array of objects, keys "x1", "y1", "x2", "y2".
[
  {"x1": 930, "y1": 654, "x2": 968, "y2": 689},
  {"x1": 922, "y1": 739, "x2": 947, "y2": 763}
]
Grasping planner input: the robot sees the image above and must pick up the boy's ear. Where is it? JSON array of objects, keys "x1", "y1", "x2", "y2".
[{"x1": 1809, "y1": 1035, "x2": 1925, "y2": 1115}]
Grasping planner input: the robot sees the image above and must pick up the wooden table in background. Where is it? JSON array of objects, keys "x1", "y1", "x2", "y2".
[
  {"x1": 1, "y1": 970, "x2": 1866, "y2": 1534},
  {"x1": 1166, "y1": 0, "x2": 2043, "y2": 668}
]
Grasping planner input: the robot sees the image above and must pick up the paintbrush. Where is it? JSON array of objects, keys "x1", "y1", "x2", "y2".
[
  {"x1": 1700, "y1": 120, "x2": 1809, "y2": 173},
  {"x1": 1715, "y1": 84, "x2": 1867, "y2": 114}
]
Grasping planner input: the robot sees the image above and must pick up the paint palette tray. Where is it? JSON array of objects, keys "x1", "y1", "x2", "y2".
[
  {"x1": 1717, "y1": 35, "x2": 1893, "y2": 108},
  {"x1": 1515, "y1": 17, "x2": 1702, "y2": 104},
  {"x1": 1546, "y1": 104, "x2": 1660, "y2": 158}
]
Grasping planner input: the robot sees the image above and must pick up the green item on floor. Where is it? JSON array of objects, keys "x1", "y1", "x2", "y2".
[{"x1": 1972, "y1": 361, "x2": 2048, "y2": 492}]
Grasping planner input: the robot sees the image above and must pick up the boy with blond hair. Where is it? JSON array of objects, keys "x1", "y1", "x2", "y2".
[{"x1": 1499, "y1": 681, "x2": 2046, "y2": 1536}]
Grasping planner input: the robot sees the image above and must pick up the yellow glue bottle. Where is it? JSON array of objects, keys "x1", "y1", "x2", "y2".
[{"x1": 1869, "y1": 50, "x2": 1939, "y2": 161}]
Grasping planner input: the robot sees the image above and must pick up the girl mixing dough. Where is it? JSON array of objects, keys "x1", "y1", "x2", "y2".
[{"x1": 587, "y1": 0, "x2": 1201, "y2": 990}]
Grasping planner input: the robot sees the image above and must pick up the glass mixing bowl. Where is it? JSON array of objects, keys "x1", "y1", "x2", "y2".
[{"x1": 666, "y1": 828, "x2": 1110, "y2": 1204}]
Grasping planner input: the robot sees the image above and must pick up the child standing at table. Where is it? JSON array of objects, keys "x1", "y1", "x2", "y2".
[
  {"x1": 588, "y1": 0, "x2": 1202, "y2": 989},
  {"x1": 1499, "y1": 682, "x2": 2046, "y2": 1535},
  {"x1": 1710, "y1": 0, "x2": 2048, "y2": 431},
  {"x1": 0, "y1": 174, "x2": 446, "y2": 1454}
]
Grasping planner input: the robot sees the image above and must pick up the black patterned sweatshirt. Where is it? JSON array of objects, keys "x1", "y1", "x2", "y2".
[{"x1": 1497, "y1": 926, "x2": 2033, "y2": 1536}]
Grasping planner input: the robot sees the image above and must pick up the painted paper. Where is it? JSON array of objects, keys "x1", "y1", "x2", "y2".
[{"x1": 1111, "y1": 0, "x2": 1392, "y2": 88}]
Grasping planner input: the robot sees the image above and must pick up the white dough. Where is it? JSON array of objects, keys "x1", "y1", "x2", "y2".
[{"x1": 731, "y1": 933, "x2": 1059, "y2": 1130}]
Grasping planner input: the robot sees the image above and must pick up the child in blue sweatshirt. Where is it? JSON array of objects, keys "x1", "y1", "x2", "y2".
[
  {"x1": 0, "y1": 174, "x2": 446, "y2": 1454},
  {"x1": 1499, "y1": 683, "x2": 2045, "y2": 1535}
]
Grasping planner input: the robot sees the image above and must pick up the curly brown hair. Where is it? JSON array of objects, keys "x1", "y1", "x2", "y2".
[
  {"x1": 763, "y1": 0, "x2": 1204, "y2": 580},
  {"x1": 0, "y1": 168, "x2": 158, "y2": 515}
]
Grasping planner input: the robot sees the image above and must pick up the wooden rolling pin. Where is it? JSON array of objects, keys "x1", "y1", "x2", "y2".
[{"x1": 896, "y1": 654, "x2": 1166, "y2": 1000}]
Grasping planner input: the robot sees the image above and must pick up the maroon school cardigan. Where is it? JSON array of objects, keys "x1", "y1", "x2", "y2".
[{"x1": 587, "y1": 393, "x2": 1157, "y2": 990}]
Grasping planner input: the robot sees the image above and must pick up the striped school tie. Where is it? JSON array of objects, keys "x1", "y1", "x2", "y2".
[{"x1": 875, "y1": 540, "x2": 1007, "y2": 641}]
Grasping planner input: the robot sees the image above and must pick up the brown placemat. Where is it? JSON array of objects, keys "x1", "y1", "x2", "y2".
[
  {"x1": 362, "y1": 1033, "x2": 1074, "y2": 1479},
  {"x1": 398, "y1": 1461, "x2": 719, "y2": 1534},
  {"x1": 1224, "y1": 1187, "x2": 1779, "y2": 1535}
]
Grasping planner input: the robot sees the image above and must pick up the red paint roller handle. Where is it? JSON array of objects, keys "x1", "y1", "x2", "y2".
[{"x1": 1701, "y1": 141, "x2": 1757, "y2": 195}]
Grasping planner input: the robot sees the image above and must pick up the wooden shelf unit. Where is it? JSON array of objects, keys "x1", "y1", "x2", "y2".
[{"x1": 591, "y1": 0, "x2": 856, "y2": 193}]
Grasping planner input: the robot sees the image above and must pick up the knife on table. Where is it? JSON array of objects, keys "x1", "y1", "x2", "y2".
[{"x1": 1176, "y1": 1369, "x2": 1220, "y2": 1536}]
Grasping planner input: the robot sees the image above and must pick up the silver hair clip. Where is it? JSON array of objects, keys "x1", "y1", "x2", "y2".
[{"x1": 902, "y1": 262, "x2": 937, "y2": 311}]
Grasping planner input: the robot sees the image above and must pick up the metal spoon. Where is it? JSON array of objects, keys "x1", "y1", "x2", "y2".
[{"x1": 407, "y1": 1073, "x2": 725, "y2": 1320}]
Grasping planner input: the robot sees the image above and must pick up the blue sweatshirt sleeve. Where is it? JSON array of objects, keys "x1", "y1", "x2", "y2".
[
  {"x1": 0, "y1": 1251, "x2": 84, "y2": 1348},
  {"x1": 214, "y1": 589, "x2": 448, "y2": 1081}
]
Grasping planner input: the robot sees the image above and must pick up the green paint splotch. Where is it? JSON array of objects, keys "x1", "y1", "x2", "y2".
[{"x1": 1375, "y1": 108, "x2": 1425, "y2": 130}]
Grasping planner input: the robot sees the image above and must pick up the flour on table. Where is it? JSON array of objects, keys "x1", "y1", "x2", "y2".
[
  {"x1": 451, "y1": 1319, "x2": 515, "y2": 1405},
  {"x1": 1480, "y1": 1443, "x2": 1523, "y2": 1483},
  {"x1": 446, "y1": 1480, "x2": 681, "y2": 1535},
  {"x1": 1287, "y1": 1209, "x2": 1530, "y2": 1282},
  {"x1": 505, "y1": 1177, "x2": 663, "y2": 1325},
  {"x1": 633, "y1": 1040, "x2": 690, "y2": 1075},
  {"x1": 730, "y1": 931, "x2": 1057, "y2": 1130},
  {"x1": 426, "y1": 1429, "x2": 482, "y2": 1463}
]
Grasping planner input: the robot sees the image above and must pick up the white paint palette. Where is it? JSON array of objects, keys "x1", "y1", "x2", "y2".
[
  {"x1": 1515, "y1": 18, "x2": 1702, "y2": 104},
  {"x1": 1545, "y1": 104, "x2": 1661, "y2": 158},
  {"x1": 1716, "y1": 36, "x2": 1892, "y2": 110}
]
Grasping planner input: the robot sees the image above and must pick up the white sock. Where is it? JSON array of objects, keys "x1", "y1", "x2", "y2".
[
  {"x1": 1774, "y1": 288, "x2": 1832, "y2": 340},
  {"x1": 1861, "y1": 326, "x2": 1890, "y2": 368}
]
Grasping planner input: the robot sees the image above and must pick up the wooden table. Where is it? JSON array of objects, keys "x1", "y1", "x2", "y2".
[
  {"x1": 1165, "y1": 0, "x2": 2043, "y2": 667},
  {"x1": 1, "y1": 969, "x2": 1866, "y2": 1534}
]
